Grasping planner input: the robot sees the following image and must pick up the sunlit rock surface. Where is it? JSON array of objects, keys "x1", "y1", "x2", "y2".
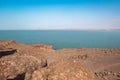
[{"x1": 0, "y1": 40, "x2": 120, "y2": 80}]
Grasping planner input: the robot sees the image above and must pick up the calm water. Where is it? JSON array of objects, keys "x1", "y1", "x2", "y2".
[{"x1": 0, "y1": 30, "x2": 120, "y2": 49}]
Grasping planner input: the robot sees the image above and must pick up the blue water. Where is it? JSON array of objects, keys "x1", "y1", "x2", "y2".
[{"x1": 0, "y1": 30, "x2": 120, "y2": 49}]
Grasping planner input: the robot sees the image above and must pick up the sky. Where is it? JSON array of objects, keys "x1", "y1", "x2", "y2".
[{"x1": 0, "y1": 0, "x2": 120, "y2": 30}]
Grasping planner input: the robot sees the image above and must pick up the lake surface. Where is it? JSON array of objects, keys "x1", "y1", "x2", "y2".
[{"x1": 0, "y1": 30, "x2": 120, "y2": 49}]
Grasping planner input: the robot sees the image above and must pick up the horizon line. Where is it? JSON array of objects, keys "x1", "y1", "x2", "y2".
[{"x1": 0, "y1": 28, "x2": 120, "y2": 31}]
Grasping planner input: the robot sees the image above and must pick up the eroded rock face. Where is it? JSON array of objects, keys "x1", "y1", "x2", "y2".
[
  {"x1": 0, "y1": 54, "x2": 47, "y2": 80},
  {"x1": 29, "y1": 59, "x2": 94, "y2": 80}
]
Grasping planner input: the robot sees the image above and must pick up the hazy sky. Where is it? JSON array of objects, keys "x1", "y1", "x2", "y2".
[{"x1": 0, "y1": 0, "x2": 120, "y2": 30}]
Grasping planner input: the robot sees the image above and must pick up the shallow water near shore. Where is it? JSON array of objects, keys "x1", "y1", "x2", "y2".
[{"x1": 0, "y1": 30, "x2": 120, "y2": 49}]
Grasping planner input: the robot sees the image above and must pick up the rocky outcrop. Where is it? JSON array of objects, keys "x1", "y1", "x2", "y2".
[
  {"x1": 26, "y1": 59, "x2": 94, "y2": 80},
  {"x1": 0, "y1": 54, "x2": 47, "y2": 80},
  {"x1": 25, "y1": 68, "x2": 49, "y2": 80},
  {"x1": 0, "y1": 40, "x2": 16, "y2": 46},
  {"x1": 0, "y1": 40, "x2": 120, "y2": 80},
  {"x1": 0, "y1": 40, "x2": 17, "y2": 58}
]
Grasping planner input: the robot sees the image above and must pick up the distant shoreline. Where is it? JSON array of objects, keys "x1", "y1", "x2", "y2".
[{"x1": 0, "y1": 29, "x2": 120, "y2": 31}]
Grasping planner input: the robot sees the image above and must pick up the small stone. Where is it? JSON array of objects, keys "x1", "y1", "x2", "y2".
[
  {"x1": 113, "y1": 73, "x2": 117, "y2": 76},
  {"x1": 117, "y1": 74, "x2": 120, "y2": 78}
]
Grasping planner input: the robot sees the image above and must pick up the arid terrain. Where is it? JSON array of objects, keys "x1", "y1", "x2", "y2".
[{"x1": 0, "y1": 40, "x2": 120, "y2": 80}]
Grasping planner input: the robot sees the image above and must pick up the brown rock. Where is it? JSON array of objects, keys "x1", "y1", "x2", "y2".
[
  {"x1": 0, "y1": 40, "x2": 16, "y2": 46},
  {"x1": 0, "y1": 40, "x2": 120, "y2": 80},
  {"x1": 30, "y1": 68, "x2": 49, "y2": 80},
  {"x1": 48, "y1": 60, "x2": 95, "y2": 80},
  {"x1": 0, "y1": 70, "x2": 6, "y2": 80},
  {"x1": 0, "y1": 44, "x2": 5, "y2": 50},
  {"x1": 28, "y1": 59, "x2": 94, "y2": 80},
  {"x1": 0, "y1": 54, "x2": 47, "y2": 80}
]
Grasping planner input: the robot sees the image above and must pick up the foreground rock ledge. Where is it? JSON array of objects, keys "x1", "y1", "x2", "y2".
[
  {"x1": 30, "y1": 59, "x2": 94, "y2": 80},
  {"x1": 0, "y1": 40, "x2": 120, "y2": 80},
  {"x1": 0, "y1": 55, "x2": 47, "y2": 79}
]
